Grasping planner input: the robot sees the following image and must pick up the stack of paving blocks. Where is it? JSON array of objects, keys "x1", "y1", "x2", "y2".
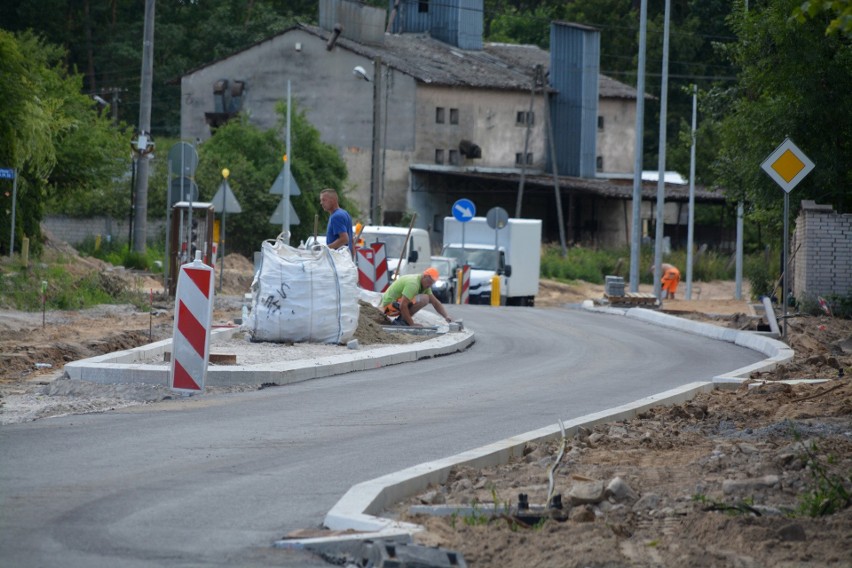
[{"x1": 604, "y1": 276, "x2": 625, "y2": 297}]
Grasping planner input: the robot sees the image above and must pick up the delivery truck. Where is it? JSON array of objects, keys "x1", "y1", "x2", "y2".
[{"x1": 441, "y1": 216, "x2": 541, "y2": 306}]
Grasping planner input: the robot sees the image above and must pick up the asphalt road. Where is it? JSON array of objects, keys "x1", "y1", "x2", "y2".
[{"x1": 0, "y1": 305, "x2": 764, "y2": 567}]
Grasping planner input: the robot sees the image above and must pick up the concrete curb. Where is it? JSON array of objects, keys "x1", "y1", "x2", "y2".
[
  {"x1": 63, "y1": 327, "x2": 475, "y2": 387},
  {"x1": 579, "y1": 301, "x2": 795, "y2": 386},
  {"x1": 277, "y1": 382, "x2": 714, "y2": 550},
  {"x1": 277, "y1": 302, "x2": 797, "y2": 551}
]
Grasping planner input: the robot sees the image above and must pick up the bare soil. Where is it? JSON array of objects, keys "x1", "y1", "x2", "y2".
[
  {"x1": 394, "y1": 284, "x2": 852, "y2": 568},
  {"x1": 1, "y1": 237, "x2": 850, "y2": 567}
]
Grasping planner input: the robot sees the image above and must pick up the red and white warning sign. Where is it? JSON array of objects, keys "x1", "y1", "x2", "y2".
[
  {"x1": 355, "y1": 242, "x2": 390, "y2": 293},
  {"x1": 169, "y1": 256, "x2": 215, "y2": 393}
]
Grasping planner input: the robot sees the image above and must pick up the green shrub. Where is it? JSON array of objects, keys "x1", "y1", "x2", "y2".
[
  {"x1": 798, "y1": 293, "x2": 852, "y2": 319},
  {"x1": 744, "y1": 262, "x2": 773, "y2": 301},
  {"x1": 539, "y1": 244, "x2": 779, "y2": 290},
  {"x1": 76, "y1": 236, "x2": 164, "y2": 273},
  {"x1": 0, "y1": 262, "x2": 132, "y2": 311}
]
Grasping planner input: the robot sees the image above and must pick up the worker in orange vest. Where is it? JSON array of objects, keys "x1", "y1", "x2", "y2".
[{"x1": 659, "y1": 263, "x2": 681, "y2": 299}]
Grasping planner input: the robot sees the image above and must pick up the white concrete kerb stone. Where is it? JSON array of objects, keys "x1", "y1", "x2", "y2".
[{"x1": 285, "y1": 304, "x2": 797, "y2": 549}]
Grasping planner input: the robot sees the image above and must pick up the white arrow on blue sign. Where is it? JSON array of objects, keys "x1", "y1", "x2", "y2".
[
  {"x1": 452, "y1": 198, "x2": 476, "y2": 223},
  {"x1": 0, "y1": 168, "x2": 15, "y2": 180}
]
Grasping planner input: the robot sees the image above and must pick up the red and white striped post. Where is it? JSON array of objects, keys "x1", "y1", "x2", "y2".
[
  {"x1": 169, "y1": 254, "x2": 215, "y2": 393},
  {"x1": 371, "y1": 242, "x2": 389, "y2": 293},
  {"x1": 457, "y1": 264, "x2": 470, "y2": 304},
  {"x1": 356, "y1": 246, "x2": 376, "y2": 290},
  {"x1": 355, "y1": 242, "x2": 389, "y2": 293}
]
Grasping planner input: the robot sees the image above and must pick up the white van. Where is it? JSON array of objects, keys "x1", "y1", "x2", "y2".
[{"x1": 358, "y1": 225, "x2": 431, "y2": 278}]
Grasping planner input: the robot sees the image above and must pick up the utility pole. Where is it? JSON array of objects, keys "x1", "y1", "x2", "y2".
[
  {"x1": 652, "y1": 0, "x2": 672, "y2": 300},
  {"x1": 370, "y1": 56, "x2": 383, "y2": 224},
  {"x1": 132, "y1": 0, "x2": 155, "y2": 253},
  {"x1": 540, "y1": 65, "x2": 567, "y2": 257},
  {"x1": 283, "y1": 81, "x2": 291, "y2": 243},
  {"x1": 515, "y1": 67, "x2": 538, "y2": 219},
  {"x1": 629, "y1": 0, "x2": 648, "y2": 293}
]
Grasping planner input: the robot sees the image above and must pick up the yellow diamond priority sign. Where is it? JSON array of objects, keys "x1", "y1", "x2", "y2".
[{"x1": 760, "y1": 138, "x2": 815, "y2": 193}]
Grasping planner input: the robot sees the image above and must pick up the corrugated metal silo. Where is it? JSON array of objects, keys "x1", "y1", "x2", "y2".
[
  {"x1": 320, "y1": 0, "x2": 386, "y2": 45},
  {"x1": 387, "y1": 0, "x2": 431, "y2": 34},
  {"x1": 549, "y1": 21, "x2": 600, "y2": 178},
  {"x1": 430, "y1": 0, "x2": 483, "y2": 50}
]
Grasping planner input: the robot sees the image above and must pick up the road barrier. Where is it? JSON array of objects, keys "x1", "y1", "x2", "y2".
[
  {"x1": 355, "y1": 242, "x2": 389, "y2": 292},
  {"x1": 169, "y1": 253, "x2": 214, "y2": 392},
  {"x1": 457, "y1": 265, "x2": 470, "y2": 304}
]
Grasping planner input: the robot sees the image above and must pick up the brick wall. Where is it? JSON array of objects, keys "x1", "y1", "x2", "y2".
[
  {"x1": 43, "y1": 215, "x2": 167, "y2": 246},
  {"x1": 792, "y1": 201, "x2": 852, "y2": 302}
]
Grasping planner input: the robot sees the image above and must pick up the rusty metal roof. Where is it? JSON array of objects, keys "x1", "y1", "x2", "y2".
[
  {"x1": 180, "y1": 23, "x2": 640, "y2": 99},
  {"x1": 300, "y1": 24, "x2": 638, "y2": 98},
  {"x1": 410, "y1": 165, "x2": 727, "y2": 203}
]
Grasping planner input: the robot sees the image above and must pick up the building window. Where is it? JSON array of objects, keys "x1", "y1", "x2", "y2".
[
  {"x1": 449, "y1": 108, "x2": 459, "y2": 125},
  {"x1": 419, "y1": 0, "x2": 429, "y2": 13},
  {"x1": 436, "y1": 107, "x2": 445, "y2": 124},
  {"x1": 596, "y1": 156, "x2": 603, "y2": 171},
  {"x1": 435, "y1": 149, "x2": 444, "y2": 164},
  {"x1": 516, "y1": 111, "x2": 534, "y2": 126},
  {"x1": 515, "y1": 152, "x2": 533, "y2": 166},
  {"x1": 597, "y1": 115, "x2": 604, "y2": 131},
  {"x1": 448, "y1": 149, "x2": 460, "y2": 165}
]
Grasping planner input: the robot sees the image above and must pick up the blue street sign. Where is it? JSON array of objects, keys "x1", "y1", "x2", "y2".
[
  {"x1": 452, "y1": 198, "x2": 476, "y2": 222},
  {"x1": 0, "y1": 168, "x2": 15, "y2": 179}
]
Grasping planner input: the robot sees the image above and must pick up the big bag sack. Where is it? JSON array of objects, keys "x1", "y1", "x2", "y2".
[{"x1": 245, "y1": 238, "x2": 359, "y2": 344}]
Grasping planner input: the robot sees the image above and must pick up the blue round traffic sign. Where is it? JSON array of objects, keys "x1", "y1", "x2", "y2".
[{"x1": 452, "y1": 198, "x2": 476, "y2": 223}]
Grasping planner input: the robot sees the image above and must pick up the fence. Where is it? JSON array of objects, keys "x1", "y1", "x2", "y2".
[
  {"x1": 42, "y1": 215, "x2": 167, "y2": 246},
  {"x1": 792, "y1": 201, "x2": 852, "y2": 303}
]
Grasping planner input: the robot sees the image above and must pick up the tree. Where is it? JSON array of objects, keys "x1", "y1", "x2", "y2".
[
  {"x1": 791, "y1": 0, "x2": 852, "y2": 37},
  {"x1": 0, "y1": 30, "x2": 128, "y2": 255},
  {"x1": 713, "y1": 0, "x2": 852, "y2": 237},
  {"x1": 1, "y1": 0, "x2": 314, "y2": 137},
  {"x1": 484, "y1": 0, "x2": 737, "y2": 176},
  {"x1": 189, "y1": 103, "x2": 353, "y2": 257}
]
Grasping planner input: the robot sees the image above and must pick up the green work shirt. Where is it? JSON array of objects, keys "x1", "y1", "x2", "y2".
[{"x1": 381, "y1": 274, "x2": 433, "y2": 306}]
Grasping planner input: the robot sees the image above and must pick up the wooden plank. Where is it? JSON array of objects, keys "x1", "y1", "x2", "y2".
[{"x1": 164, "y1": 352, "x2": 237, "y2": 365}]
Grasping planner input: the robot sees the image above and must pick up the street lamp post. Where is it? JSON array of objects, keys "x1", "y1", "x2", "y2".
[
  {"x1": 219, "y1": 168, "x2": 229, "y2": 292},
  {"x1": 370, "y1": 56, "x2": 383, "y2": 224},
  {"x1": 353, "y1": 60, "x2": 384, "y2": 225}
]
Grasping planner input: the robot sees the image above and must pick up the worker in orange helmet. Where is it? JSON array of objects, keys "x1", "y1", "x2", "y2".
[
  {"x1": 658, "y1": 263, "x2": 681, "y2": 300},
  {"x1": 380, "y1": 267, "x2": 453, "y2": 327}
]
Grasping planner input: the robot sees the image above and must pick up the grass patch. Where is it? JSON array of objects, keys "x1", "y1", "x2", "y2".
[
  {"x1": 76, "y1": 236, "x2": 164, "y2": 273},
  {"x1": 541, "y1": 245, "x2": 779, "y2": 287},
  {"x1": 0, "y1": 259, "x2": 141, "y2": 311}
]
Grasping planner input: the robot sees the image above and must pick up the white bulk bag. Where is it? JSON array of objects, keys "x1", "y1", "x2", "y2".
[{"x1": 246, "y1": 240, "x2": 359, "y2": 344}]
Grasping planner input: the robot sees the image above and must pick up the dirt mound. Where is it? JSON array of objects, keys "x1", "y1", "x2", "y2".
[
  {"x1": 400, "y1": 380, "x2": 852, "y2": 567},
  {"x1": 0, "y1": 305, "x2": 174, "y2": 383}
]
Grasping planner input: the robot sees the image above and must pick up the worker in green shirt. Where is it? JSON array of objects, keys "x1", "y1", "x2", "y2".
[{"x1": 381, "y1": 267, "x2": 454, "y2": 327}]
